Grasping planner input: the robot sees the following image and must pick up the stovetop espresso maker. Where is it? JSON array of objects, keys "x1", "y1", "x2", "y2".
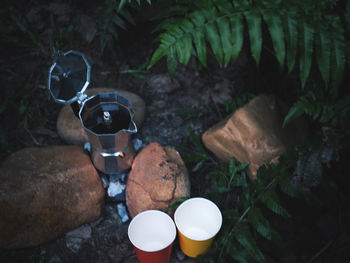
[{"x1": 48, "y1": 50, "x2": 137, "y2": 174}]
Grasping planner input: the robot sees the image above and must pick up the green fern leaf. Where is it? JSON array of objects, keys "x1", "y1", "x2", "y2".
[
  {"x1": 230, "y1": 14, "x2": 244, "y2": 62},
  {"x1": 282, "y1": 99, "x2": 306, "y2": 127},
  {"x1": 284, "y1": 16, "x2": 298, "y2": 73},
  {"x1": 119, "y1": 9, "x2": 136, "y2": 25},
  {"x1": 217, "y1": 16, "x2": 233, "y2": 67},
  {"x1": 331, "y1": 29, "x2": 345, "y2": 91},
  {"x1": 118, "y1": 0, "x2": 128, "y2": 11},
  {"x1": 148, "y1": 42, "x2": 168, "y2": 69},
  {"x1": 316, "y1": 29, "x2": 331, "y2": 87},
  {"x1": 234, "y1": 223, "x2": 266, "y2": 262},
  {"x1": 189, "y1": 11, "x2": 207, "y2": 66},
  {"x1": 247, "y1": 207, "x2": 273, "y2": 240},
  {"x1": 226, "y1": 242, "x2": 251, "y2": 263},
  {"x1": 299, "y1": 21, "x2": 314, "y2": 89},
  {"x1": 245, "y1": 10, "x2": 262, "y2": 65},
  {"x1": 167, "y1": 54, "x2": 178, "y2": 78},
  {"x1": 262, "y1": 10, "x2": 285, "y2": 68},
  {"x1": 278, "y1": 175, "x2": 299, "y2": 197},
  {"x1": 206, "y1": 20, "x2": 224, "y2": 66},
  {"x1": 176, "y1": 34, "x2": 192, "y2": 64},
  {"x1": 259, "y1": 190, "x2": 291, "y2": 218},
  {"x1": 113, "y1": 15, "x2": 126, "y2": 30}
]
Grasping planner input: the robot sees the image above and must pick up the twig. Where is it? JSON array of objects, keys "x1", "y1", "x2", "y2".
[
  {"x1": 24, "y1": 125, "x2": 40, "y2": 145},
  {"x1": 306, "y1": 239, "x2": 334, "y2": 263}
]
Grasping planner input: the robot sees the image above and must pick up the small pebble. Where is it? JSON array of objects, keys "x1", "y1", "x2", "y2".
[
  {"x1": 117, "y1": 203, "x2": 129, "y2": 223},
  {"x1": 99, "y1": 174, "x2": 109, "y2": 189},
  {"x1": 133, "y1": 138, "x2": 144, "y2": 152}
]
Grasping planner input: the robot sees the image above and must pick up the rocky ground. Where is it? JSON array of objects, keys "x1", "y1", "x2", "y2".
[
  {"x1": 1, "y1": 1, "x2": 348, "y2": 263},
  {"x1": 0, "y1": 3, "x2": 257, "y2": 262}
]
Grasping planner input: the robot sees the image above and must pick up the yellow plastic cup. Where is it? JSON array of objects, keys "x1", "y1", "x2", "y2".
[{"x1": 174, "y1": 197, "x2": 222, "y2": 258}]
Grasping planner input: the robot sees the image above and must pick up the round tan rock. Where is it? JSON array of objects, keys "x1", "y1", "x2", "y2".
[
  {"x1": 202, "y1": 95, "x2": 308, "y2": 180},
  {"x1": 57, "y1": 87, "x2": 146, "y2": 145},
  {"x1": 0, "y1": 145, "x2": 105, "y2": 249},
  {"x1": 126, "y1": 142, "x2": 190, "y2": 218}
]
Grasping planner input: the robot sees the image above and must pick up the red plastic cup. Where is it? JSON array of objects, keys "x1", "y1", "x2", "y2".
[{"x1": 128, "y1": 210, "x2": 177, "y2": 263}]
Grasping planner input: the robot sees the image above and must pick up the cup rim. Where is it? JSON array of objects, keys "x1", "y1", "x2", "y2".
[
  {"x1": 128, "y1": 210, "x2": 177, "y2": 252},
  {"x1": 174, "y1": 197, "x2": 223, "y2": 241}
]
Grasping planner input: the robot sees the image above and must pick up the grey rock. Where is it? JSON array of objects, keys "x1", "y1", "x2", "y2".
[
  {"x1": 65, "y1": 224, "x2": 92, "y2": 253},
  {"x1": 107, "y1": 180, "x2": 126, "y2": 199},
  {"x1": 66, "y1": 224, "x2": 92, "y2": 240},
  {"x1": 175, "y1": 248, "x2": 186, "y2": 261},
  {"x1": 104, "y1": 204, "x2": 122, "y2": 222},
  {"x1": 170, "y1": 255, "x2": 181, "y2": 263},
  {"x1": 65, "y1": 236, "x2": 83, "y2": 254},
  {"x1": 89, "y1": 216, "x2": 104, "y2": 228},
  {"x1": 123, "y1": 257, "x2": 139, "y2": 263},
  {"x1": 74, "y1": 14, "x2": 97, "y2": 43},
  {"x1": 99, "y1": 174, "x2": 109, "y2": 189},
  {"x1": 132, "y1": 138, "x2": 144, "y2": 152},
  {"x1": 47, "y1": 3, "x2": 71, "y2": 16},
  {"x1": 147, "y1": 74, "x2": 180, "y2": 94},
  {"x1": 117, "y1": 203, "x2": 129, "y2": 223},
  {"x1": 48, "y1": 255, "x2": 62, "y2": 263}
]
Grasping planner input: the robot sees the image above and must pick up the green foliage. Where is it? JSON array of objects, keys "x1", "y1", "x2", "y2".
[
  {"x1": 96, "y1": 0, "x2": 138, "y2": 53},
  {"x1": 148, "y1": 0, "x2": 347, "y2": 92},
  {"x1": 6, "y1": 13, "x2": 45, "y2": 55},
  {"x1": 186, "y1": 126, "x2": 302, "y2": 263},
  {"x1": 119, "y1": 62, "x2": 150, "y2": 79},
  {"x1": 0, "y1": 75, "x2": 48, "y2": 126},
  {"x1": 118, "y1": 0, "x2": 151, "y2": 11},
  {"x1": 282, "y1": 89, "x2": 350, "y2": 127},
  {"x1": 50, "y1": 15, "x2": 74, "y2": 51},
  {"x1": 225, "y1": 93, "x2": 256, "y2": 113}
]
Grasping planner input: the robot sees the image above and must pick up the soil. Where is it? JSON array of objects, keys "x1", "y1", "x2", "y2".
[{"x1": 0, "y1": 1, "x2": 349, "y2": 263}]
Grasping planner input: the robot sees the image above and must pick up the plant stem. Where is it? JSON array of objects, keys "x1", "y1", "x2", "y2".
[
  {"x1": 218, "y1": 206, "x2": 251, "y2": 261},
  {"x1": 306, "y1": 239, "x2": 334, "y2": 263}
]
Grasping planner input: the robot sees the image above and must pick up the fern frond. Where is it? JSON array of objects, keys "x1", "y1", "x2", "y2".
[
  {"x1": 316, "y1": 28, "x2": 332, "y2": 88},
  {"x1": 284, "y1": 15, "x2": 298, "y2": 73},
  {"x1": 299, "y1": 21, "x2": 314, "y2": 89},
  {"x1": 247, "y1": 207, "x2": 273, "y2": 240},
  {"x1": 234, "y1": 222, "x2": 266, "y2": 263},
  {"x1": 330, "y1": 19, "x2": 346, "y2": 94},
  {"x1": 206, "y1": 17, "x2": 224, "y2": 66},
  {"x1": 278, "y1": 175, "x2": 299, "y2": 197},
  {"x1": 245, "y1": 10, "x2": 262, "y2": 66},
  {"x1": 259, "y1": 190, "x2": 291, "y2": 218},
  {"x1": 118, "y1": 0, "x2": 150, "y2": 11},
  {"x1": 262, "y1": 10, "x2": 285, "y2": 68}
]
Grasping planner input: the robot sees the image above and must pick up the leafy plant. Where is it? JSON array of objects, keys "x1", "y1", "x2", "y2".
[
  {"x1": 49, "y1": 14, "x2": 74, "y2": 52},
  {"x1": 148, "y1": 0, "x2": 347, "y2": 92},
  {"x1": 225, "y1": 93, "x2": 256, "y2": 113},
  {"x1": 0, "y1": 75, "x2": 48, "y2": 126},
  {"x1": 185, "y1": 126, "x2": 300, "y2": 263},
  {"x1": 6, "y1": 13, "x2": 45, "y2": 56},
  {"x1": 283, "y1": 88, "x2": 350, "y2": 127},
  {"x1": 96, "y1": 0, "x2": 151, "y2": 53}
]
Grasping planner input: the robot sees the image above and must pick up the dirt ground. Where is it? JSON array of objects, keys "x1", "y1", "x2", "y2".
[{"x1": 1, "y1": 1, "x2": 349, "y2": 263}]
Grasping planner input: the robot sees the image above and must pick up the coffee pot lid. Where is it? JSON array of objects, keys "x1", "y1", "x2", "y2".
[{"x1": 48, "y1": 50, "x2": 91, "y2": 104}]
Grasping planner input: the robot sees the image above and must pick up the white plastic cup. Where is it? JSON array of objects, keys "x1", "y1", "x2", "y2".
[
  {"x1": 128, "y1": 210, "x2": 177, "y2": 263},
  {"x1": 174, "y1": 197, "x2": 222, "y2": 258}
]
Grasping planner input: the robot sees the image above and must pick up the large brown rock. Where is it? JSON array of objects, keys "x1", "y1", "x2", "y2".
[
  {"x1": 202, "y1": 95, "x2": 307, "y2": 179},
  {"x1": 126, "y1": 142, "x2": 190, "y2": 218},
  {"x1": 57, "y1": 88, "x2": 146, "y2": 145},
  {"x1": 0, "y1": 146, "x2": 105, "y2": 249}
]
